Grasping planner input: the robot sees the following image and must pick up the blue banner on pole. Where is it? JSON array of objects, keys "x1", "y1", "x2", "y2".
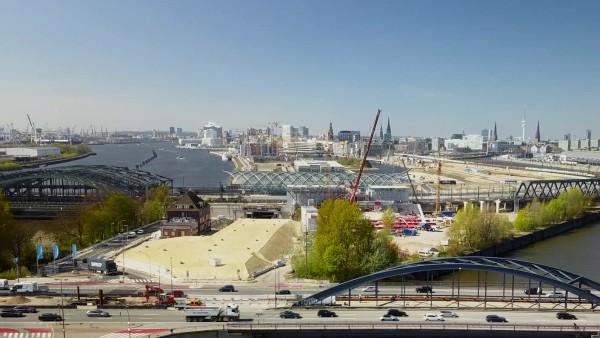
[
  {"x1": 37, "y1": 244, "x2": 43, "y2": 260},
  {"x1": 71, "y1": 243, "x2": 77, "y2": 258},
  {"x1": 13, "y1": 257, "x2": 19, "y2": 264},
  {"x1": 53, "y1": 243, "x2": 59, "y2": 260}
]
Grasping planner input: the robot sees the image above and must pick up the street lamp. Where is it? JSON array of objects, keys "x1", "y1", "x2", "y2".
[
  {"x1": 138, "y1": 251, "x2": 152, "y2": 282},
  {"x1": 122, "y1": 224, "x2": 129, "y2": 279}
]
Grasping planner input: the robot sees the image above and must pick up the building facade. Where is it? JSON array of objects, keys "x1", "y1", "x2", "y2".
[{"x1": 162, "y1": 191, "x2": 211, "y2": 237}]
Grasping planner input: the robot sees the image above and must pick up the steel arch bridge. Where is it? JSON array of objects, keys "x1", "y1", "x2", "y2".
[
  {"x1": 295, "y1": 256, "x2": 600, "y2": 308},
  {"x1": 0, "y1": 165, "x2": 172, "y2": 205}
]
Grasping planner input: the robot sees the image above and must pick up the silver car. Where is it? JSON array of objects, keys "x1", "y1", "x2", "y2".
[{"x1": 86, "y1": 310, "x2": 110, "y2": 317}]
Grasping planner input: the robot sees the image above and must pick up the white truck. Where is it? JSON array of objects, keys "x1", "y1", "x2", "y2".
[
  {"x1": 184, "y1": 304, "x2": 240, "y2": 322},
  {"x1": 0, "y1": 279, "x2": 9, "y2": 290},
  {"x1": 10, "y1": 281, "x2": 49, "y2": 293}
]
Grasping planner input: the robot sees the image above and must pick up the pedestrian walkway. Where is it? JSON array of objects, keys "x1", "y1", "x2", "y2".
[
  {"x1": 0, "y1": 328, "x2": 51, "y2": 338},
  {"x1": 98, "y1": 328, "x2": 170, "y2": 338}
]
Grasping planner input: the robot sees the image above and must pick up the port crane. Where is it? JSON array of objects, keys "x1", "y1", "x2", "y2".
[
  {"x1": 26, "y1": 114, "x2": 38, "y2": 144},
  {"x1": 349, "y1": 109, "x2": 381, "y2": 204}
]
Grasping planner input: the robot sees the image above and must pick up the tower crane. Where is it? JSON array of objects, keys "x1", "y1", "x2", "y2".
[
  {"x1": 349, "y1": 109, "x2": 381, "y2": 204},
  {"x1": 26, "y1": 114, "x2": 38, "y2": 144}
]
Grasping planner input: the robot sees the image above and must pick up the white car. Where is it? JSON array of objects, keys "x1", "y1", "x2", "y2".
[
  {"x1": 362, "y1": 286, "x2": 378, "y2": 292},
  {"x1": 438, "y1": 310, "x2": 458, "y2": 318},
  {"x1": 424, "y1": 314, "x2": 445, "y2": 321},
  {"x1": 380, "y1": 314, "x2": 398, "y2": 321}
]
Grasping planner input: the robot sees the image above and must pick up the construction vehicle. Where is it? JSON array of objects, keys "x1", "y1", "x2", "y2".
[
  {"x1": 349, "y1": 109, "x2": 381, "y2": 204},
  {"x1": 174, "y1": 297, "x2": 204, "y2": 310},
  {"x1": 184, "y1": 303, "x2": 240, "y2": 322},
  {"x1": 144, "y1": 284, "x2": 165, "y2": 303}
]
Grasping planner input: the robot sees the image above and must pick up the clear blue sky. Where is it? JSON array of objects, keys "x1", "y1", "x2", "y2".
[{"x1": 1, "y1": 0, "x2": 599, "y2": 140}]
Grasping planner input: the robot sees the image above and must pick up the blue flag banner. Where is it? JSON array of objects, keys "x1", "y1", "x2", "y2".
[
  {"x1": 53, "y1": 243, "x2": 59, "y2": 260},
  {"x1": 37, "y1": 244, "x2": 43, "y2": 260},
  {"x1": 71, "y1": 243, "x2": 77, "y2": 258},
  {"x1": 13, "y1": 257, "x2": 19, "y2": 264}
]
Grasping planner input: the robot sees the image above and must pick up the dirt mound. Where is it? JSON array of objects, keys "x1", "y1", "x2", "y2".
[{"x1": 2, "y1": 295, "x2": 31, "y2": 305}]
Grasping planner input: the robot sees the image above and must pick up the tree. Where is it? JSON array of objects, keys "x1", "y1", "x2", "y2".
[
  {"x1": 380, "y1": 207, "x2": 396, "y2": 230},
  {"x1": 313, "y1": 199, "x2": 375, "y2": 282},
  {"x1": 0, "y1": 191, "x2": 17, "y2": 269},
  {"x1": 447, "y1": 203, "x2": 512, "y2": 255}
]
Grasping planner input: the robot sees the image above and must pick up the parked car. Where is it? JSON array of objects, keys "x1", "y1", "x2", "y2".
[
  {"x1": 362, "y1": 286, "x2": 378, "y2": 292},
  {"x1": 556, "y1": 312, "x2": 577, "y2": 320},
  {"x1": 218, "y1": 284, "x2": 236, "y2": 292},
  {"x1": 547, "y1": 291, "x2": 565, "y2": 299},
  {"x1": 1, "y1": 309, "x2": 25, "y2": 317},
  {"x1": 380, "y1": 314, "x2": 399, "y2": 321},
  {"x1": 275, "y1": 289, "x2": 291, "y2": 295},
  {"x1": 38, "y1": 313, "x2": 63, "y2": 321},
  {"x1": 86, "y1": 309, "x2": 111, "y2": 317},
  {"x1": 387, "y1": 309, "x2": 408, "y2": 317},
  {"x1": 136, "y1": 229, "x2": 144, "y2": 234},
  {"x1": 438, "y1": 310, "x2": 458, "y2": 318},
  {"x1": 279, "y1": 310, "x2": 301, "y2": 319},
  {"x1": 416, "y1": 286, "x2": 433, "y2": 293},
  {"x1": 485, "y1": 314, "x2": 508, "y2": 323},
  {"x1": 424, "y1": 314, "x2": 445, "y2": 321},
  {"x1": 317, "y1": 309, "x2": 337, "y2": 317},
  {"x1": 14, "y1": 306, "x2": 38, "y2": 313}
]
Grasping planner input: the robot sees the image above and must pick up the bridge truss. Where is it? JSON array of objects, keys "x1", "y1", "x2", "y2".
[
  {"x1": 296, "y1": 256, "x2": 600, "y2": 308},
  {"x1": 0, "y1": 165, "x2": 172, "y2": 205},
  {"x1": 515, "y1": 178, "x2": 600, "y2": 201}
]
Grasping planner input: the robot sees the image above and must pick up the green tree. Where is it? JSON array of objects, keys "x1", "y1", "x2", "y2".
[
  {"x1": 313, "y1": 199, "x2": 375, "y2": 282},
  {"x1": 380, "y1": 208, "x2": 396, "y2": 230},
  {"x1": 0, "y1": 191, "x2": 17, "y2": 269},
  {"x1": 447, "y1": 203, "x2": 512, "y2": 255},
  {"x1": 363, "y1": 229, "x2": 400, "y2": 274}
]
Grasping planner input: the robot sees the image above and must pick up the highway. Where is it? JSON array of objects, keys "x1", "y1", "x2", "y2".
[{"x1": 1, "y1": 307, "x2": 598, "y2": 338}]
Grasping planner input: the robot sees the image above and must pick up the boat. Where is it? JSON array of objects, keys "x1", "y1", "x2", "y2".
[
  {"x1": 221, "y1": 153, "x2": 232, "y2": 162},
  {"x1": 177, "y1": 155, "x2": 184, "y2": 160}
]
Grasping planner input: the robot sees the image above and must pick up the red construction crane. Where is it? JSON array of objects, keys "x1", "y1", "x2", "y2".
[{"x1": 349, "y1": 109, "x2": 381, "y2": 204}]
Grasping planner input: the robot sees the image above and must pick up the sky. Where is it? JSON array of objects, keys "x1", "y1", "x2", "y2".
[{"x1": 1, "y1": 0, "x2": 599, "y2": 140}]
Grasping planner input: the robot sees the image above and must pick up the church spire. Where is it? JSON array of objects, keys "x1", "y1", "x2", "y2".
[
  {"x1": 493, "y1": 122, "x2": 498, "y2": 141},
  {"x1": 535, "y1": 121, "x2": 541, "y2": 143},
  {"x1": 327, "y1": 122, "x2": 334, "y2": 141}
]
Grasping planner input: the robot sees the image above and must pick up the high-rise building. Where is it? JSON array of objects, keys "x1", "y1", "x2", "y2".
[
  {"x1": 338, "y1": 130, "x2": 361, "y2": 142},
  {"x1": 176, "y1": 128, "x2": 183, "y2": 137},
  {"x1": 169, "y1": 127, "x2": 175, "y2": 135},
  {"x1": 298, "y1": 126, "x2": 309, "y2": 138},
  {"x1": 586, "y1": 129, "x2": 592, "y2": 140}
]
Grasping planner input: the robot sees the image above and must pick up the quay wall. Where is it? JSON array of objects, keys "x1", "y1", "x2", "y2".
[{"x1": 470, "y1": 211, "x2": 600, "y2": 258}]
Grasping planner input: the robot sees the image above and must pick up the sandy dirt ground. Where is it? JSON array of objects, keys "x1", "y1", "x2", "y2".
[{"x1": 121, "y1": 219, "x2": 302, "y2": 282}]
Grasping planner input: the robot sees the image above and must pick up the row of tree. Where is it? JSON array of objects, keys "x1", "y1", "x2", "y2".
[
  {"x1": 0, "y1": 186, "x2": 172, "y2": 273},
  {"x1": 291, "y1": 188, "x2": 594, "y2": 282}
]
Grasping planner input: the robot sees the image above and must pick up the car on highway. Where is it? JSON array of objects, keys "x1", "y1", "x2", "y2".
[
  {"x1": 218, "y1": 284, "x2": 236, "y2": 292},
  {"x1": 424, "y1": 313, "x2": 445, "y2": 321},
  {"x1": 380, "y1": 314, "x2": 399, "y2": 321},
  {"x1": 387, "y1": 309, "x2": 408, "y2": 317},
  {"x1": 1, "y1": 309, "x2": 25, "y2": 317},
  {"x1": 275, "y1": 289, "x2": 291, "y2": 295},
  {"x1": 556, "y1": 312, "x2": 577, "y2": 320},
  {"x1": 14, "y1": 306, "x2": 38, "y2": 313},
  {"x1": 547, "y1": 291, "x2": 565, "y2": 299},
  {"x1": 279, "y1": 310, "x2": 302, "y2": 319},
  {"x1": 317, "y1": 309, "x2": 337, "y2": 317},
  {"x1": 136, "y1": 229, "x2": 144, "y2": 234},
  {"x1": 86, "y1": 309, "x2": 111, "y2": 317},
  {"x1": 362, "y1": 286, "x2": 378, "y2": 292},
  {"x1": 438, "y1": 310, "x2": 458, "y2": 318},
  {"x1": 416, "y1": 286, "x2": 433, "y2": 293},
  {"x1": 485, "y1": 314, "x2": 508, "y2": 323},
  {"x1": 38, "y1": 313, "x2": 63, "y2": 321}
]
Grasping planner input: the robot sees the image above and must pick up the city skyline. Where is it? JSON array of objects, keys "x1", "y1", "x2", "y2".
[{"x1": 1, "y1": 1, "x2": 599, "y2": 139}]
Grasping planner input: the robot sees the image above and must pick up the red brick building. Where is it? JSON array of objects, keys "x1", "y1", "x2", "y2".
[{"x1": 162, "y1": 191, "x2": 211, "y2": 237}]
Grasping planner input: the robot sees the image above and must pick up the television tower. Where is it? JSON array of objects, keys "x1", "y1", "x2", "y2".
[{"x1": 521, "y1": 106, "x2": 527, "y2": 142}]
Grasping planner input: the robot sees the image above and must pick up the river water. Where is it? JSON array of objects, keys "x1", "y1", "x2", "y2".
[
  {"x1": 51, "y1": 143, "x2": 599, "y2": 280},
  {"x1": 50, "y1": 142, "x2": 234, "y2": 187}
]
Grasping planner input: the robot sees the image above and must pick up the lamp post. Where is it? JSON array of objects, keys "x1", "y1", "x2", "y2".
[
  {"x1": 58, "y1": 277, "x2": 66, "y2": 338},
  {"x1": 170, "y1": 257, "x2": 173, "y2": 293},
  {"x1": 122, "y1": 224, "x2": 129, "y2": 279},
  {"x1": 139, "y1": 251, "x2": 152, "y2": 282}
]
